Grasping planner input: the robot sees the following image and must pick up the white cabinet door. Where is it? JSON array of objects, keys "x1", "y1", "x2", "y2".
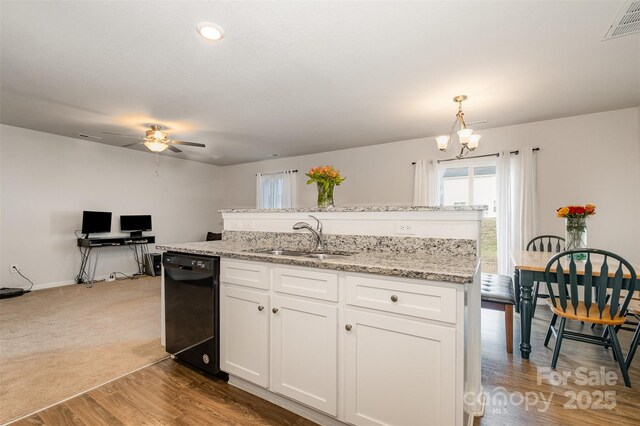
[
  {"x1": 270, "y1": 295, "x2": 338, "y2": 416},
  {"x1": 220, "y1": 284, "x2": 269, "y2": 387},
  {"x1": 344, "y1": 309, "x2": 457, "y2": 426}
]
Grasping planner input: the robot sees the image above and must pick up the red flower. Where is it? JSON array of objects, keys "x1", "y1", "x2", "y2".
[{"x1": 556, "y1": 203, "x2": 596, "y2": 219}]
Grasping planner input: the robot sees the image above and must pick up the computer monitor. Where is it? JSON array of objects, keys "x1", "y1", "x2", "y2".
[
  {"x1": 120, "y1": 215, "x2": 152, "y2": 237},
  {"x1": 81, "y1": 211, "x2": 112, "y2": 238}
]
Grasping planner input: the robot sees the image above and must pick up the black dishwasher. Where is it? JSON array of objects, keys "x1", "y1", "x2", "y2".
[{"x1": 163, "y1": 252, "x2": 221, "y2": 376}]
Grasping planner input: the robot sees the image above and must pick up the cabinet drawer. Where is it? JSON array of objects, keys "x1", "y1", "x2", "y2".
[
  {"x1": 221, "y1": 259, "x2": 270, "y2": 289},
  {"x1": 273, "y1": 266, "x2": 339, "y2": 302},
  {"x1": 346, "y1": 274, "x2": 457, "y2": 323}
]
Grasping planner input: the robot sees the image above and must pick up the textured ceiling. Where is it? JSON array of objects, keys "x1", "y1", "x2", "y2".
[{"x1": 1, "y1": 1, "x2": 639, "y2": 165}]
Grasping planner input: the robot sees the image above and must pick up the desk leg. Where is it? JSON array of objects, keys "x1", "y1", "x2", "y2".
[
  {"x1": 76, "y1": 247, "x2": 92, "y2": 284},
  {"x1": 519, "y1": 270, "x2": 534, "y2": 359}
]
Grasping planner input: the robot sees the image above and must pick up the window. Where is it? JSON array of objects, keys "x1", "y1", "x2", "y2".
[
  {"x1": 256, "y1": 171, "x2": 297, "y2": 209},
  {"x1": 437, "y1": 158, "x2": 497, "y2": 273}
]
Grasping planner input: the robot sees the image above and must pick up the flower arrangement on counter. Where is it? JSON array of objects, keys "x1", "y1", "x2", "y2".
[
  {"x1": 556, "y1": 204, "x2": 596, "y2": 218},
  {"x1": 306, "y1": 165, "x2": 346, "y2": 207}
]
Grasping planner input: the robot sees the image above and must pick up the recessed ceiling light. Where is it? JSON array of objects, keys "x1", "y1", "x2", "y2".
[{"x1": 197, "y1": 22, "x2": 224, "y2": 41}]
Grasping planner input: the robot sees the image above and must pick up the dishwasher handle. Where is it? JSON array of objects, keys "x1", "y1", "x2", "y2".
[{"x1": 163, "y1": 263, "x2": 193, "y2": 271}]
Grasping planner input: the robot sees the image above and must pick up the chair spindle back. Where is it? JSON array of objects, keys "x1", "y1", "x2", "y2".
[
  {"x1": 545, "y1": 249, "x2": 637, "y2": 320},
  {"x1": 526, "y1": 235, "x2": 565, "y2": 253}
]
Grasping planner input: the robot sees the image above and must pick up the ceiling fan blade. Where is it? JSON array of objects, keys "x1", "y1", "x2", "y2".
[
  {"x1": 122, "y1": 142, "x2": 143, "y2": 147},
  {"x1": 168, "y1": 145, "x2": 182, "y2": 153},
  {"x1": 171, "y1": 140, "x2": 206, "y2": 147},
  {"x1": 101, "y1": 131, "x2": 143, "y2": 139}
]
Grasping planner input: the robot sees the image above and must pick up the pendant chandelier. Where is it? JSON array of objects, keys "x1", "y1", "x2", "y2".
[{"x1": 435, "y1": 95, "x2": 482, "y2": 159}]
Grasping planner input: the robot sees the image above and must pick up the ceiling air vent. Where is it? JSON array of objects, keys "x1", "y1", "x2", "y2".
[
  {"x1": 603, "y1": 1, "x2": 640, "y2": 40},
  {"x1": 76, "y1": 133, "x2": 101, "y2": 140}
]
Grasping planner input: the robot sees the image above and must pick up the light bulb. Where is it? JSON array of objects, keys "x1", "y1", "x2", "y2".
[
  {"x1": 144, "y1": 140, "x2": 169, "y2": 152},
  {"x1": 468, "y1": 134, "x2": 481, "y2": 150},
  {"x1": 457, "y1": 128, "x2": 474, "y2": 145},
  {"x1": 435, "y1": 135, "x2": 450, "y2": 151},
  {"x1": 152, "y1": 130, "x2": 166, "y2": 140}
]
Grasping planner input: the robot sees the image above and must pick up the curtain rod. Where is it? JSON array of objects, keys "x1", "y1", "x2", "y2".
[
  {"x1": 256, "y1": 169, "x2": 298, "y2": 176},
  {"x1": 411, "y1": 147, "x2": 540, "y2": 165}
]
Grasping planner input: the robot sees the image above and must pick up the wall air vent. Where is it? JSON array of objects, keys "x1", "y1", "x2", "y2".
[
  {"x1": 603, "y1": 1, "x2": 640, "y2": 40},
  {"x1": 76, "y1": 133, "x2": 101, "y2": 140}
]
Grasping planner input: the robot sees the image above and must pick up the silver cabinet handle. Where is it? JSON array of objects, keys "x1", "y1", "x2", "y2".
[
  {"x1": 345, "y1": 324, "x2": 352, "y2": 331},
  {"x1": 258, "y1": 305, "x2": 264, "y2": 311},
  {"x1": 272, "y1": 308, "x2": 279, "y2": 314},
  {"x1": 391, "y1": 295, "x2": 399, "y2": 302}
]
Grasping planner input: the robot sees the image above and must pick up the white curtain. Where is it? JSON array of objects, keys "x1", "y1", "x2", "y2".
[
  {"x1": 256, "y1": 170, "x2": 297, "y2": 209},
  {"x1": 413, "y1": 160, "x2": 438, "y2": 206},
  {"x1": 496, "y1": 147, "x2": 538, "y2": 275},
  {"x1": 496, "y1": 151, "x2": 513, "y2": 275},
  {"x1": 515, "y1": 148, "x2": 538, "y2": 250}
]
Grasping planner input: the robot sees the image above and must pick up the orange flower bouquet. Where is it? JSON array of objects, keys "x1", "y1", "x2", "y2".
[
  {"x1": 556, "y1": 204, "x2": 596, "y2": 218},
  {"x1": 556, "y1": 204, "x2": 595, "y2": 260},
  {"x1": 306, "y1": 165, "x2": 346, "y2": 207}
]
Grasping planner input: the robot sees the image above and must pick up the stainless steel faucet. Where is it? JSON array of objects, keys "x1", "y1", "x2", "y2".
[{"x1": 292, "y1": 215, "x2": 324, "y2": 251}]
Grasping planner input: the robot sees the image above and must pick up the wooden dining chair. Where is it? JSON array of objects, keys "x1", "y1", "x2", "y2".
[
  {"x1": 543, "y1": 248, "x2": 637, "y2": 387},
  {"x1": 610, "y1": 295, "x2": 640, "y2": 370},
  {"x1": 624, "y1": 298, "x2": 640, "y2": 369},
  {"x1": 526, "y1": 235, "x2": 565, "y2": 317}
]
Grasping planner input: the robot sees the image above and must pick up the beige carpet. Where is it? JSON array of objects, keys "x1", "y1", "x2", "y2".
[{"x1": 0, "y1": 276, "x2": 168, "y2": 424}]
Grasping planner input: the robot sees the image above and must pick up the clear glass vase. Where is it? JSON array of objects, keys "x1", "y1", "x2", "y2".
[
  {"x1": 565, "y1": 217, "x2": 587, "y2": 261},
  {"x1": 317, "y1": 182, "x2": 335, "y2": 207}
]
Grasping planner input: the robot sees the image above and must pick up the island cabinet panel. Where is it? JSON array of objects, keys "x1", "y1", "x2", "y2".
[
  {"x1": 221, "y1": 260, "x2": 270, "y2": 289},
  {"x1": 345, "y1": 274, "x2": 457, "y2": 324},
  {"x1": 273, "y1": 266, "x2": 339, "y2": 302},
  {"x1": 220, "y1": 284, "x2": 270, "y2": 387},
  {"x1": 344, "y1": 309, "x2": 457, "y2": 426},
  {"x1": 270, "y1": 295, "x2": 339, "y2": 416}
]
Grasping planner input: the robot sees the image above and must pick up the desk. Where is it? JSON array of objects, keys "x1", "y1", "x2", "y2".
[
  {"x1": 511, "y1": 250, "x2": 639, "y2": 359},
  {"x1": 76, "y1": 236, "x2": 156, "y2": 285}
]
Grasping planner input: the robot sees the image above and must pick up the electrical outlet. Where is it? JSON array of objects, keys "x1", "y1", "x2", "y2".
[
  {"x1": 395, "y1": 222, "x2": 415, "y2": 235},
  {"x1": 10, "y1": 264, "x2": 19, "y2": 274},
  {"x1": 226, "y1": 220, "x2": 242, "y2": 230},
  {"x1": 106, "y1": 273, "x2": 116, "y2": 282}
]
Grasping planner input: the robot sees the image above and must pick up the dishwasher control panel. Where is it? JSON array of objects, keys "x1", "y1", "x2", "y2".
[{"x1": 163, "y1": 253, "x2": 215, "y2": 271}]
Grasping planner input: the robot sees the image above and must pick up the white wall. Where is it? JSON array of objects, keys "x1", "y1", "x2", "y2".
[
  {"x1": 2, "y1": 107, "x2": 638, "y2": 289},
  {"x1": 221, "y1": 107, "x2": 640, "y2": 263},
  {"x1": 0, "y1": 125, "x2": 223, "y2": 289}
]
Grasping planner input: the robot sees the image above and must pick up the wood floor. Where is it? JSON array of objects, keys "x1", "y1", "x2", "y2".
[
  {"x1": 12, "y1": 359, "x2": 315, "y2": 426},
  {"x1": 11, "y1": 308, "x2": 639, "y2": 426},
  {"x1": 476, "y1": 308, "x2": 639, "y2": 425}
]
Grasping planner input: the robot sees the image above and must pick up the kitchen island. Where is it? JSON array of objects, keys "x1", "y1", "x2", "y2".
[{"x1": 158, "y1": 206, "x2": 485, "y2": 426}]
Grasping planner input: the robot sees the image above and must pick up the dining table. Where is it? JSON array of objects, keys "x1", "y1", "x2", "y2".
[{"x1": 510, "y1": 249, "x2": 640, "y2": 359}]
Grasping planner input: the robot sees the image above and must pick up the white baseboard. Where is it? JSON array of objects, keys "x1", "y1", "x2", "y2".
[{"x1": 27, "y1": 271, "x2": 142, "y2": 292}]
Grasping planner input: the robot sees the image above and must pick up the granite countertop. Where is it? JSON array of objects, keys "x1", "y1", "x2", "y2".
[
  {"x1": 156, "y1": 240, "x2": 478, "y2": 284},
  {"x1": 218, "y1": 205, "x2": 488, "y2": 213}
]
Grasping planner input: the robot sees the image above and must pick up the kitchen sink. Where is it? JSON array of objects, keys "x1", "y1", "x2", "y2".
[
  {"x1": 250, "y1": 249, "x2": 308, "y2": 256},
  {"x1": 247, "y1": 248, "x2": 353, "y2": 259},
  {"x1": 302, "y1": 253, "x2": 350, "y2": 260}
]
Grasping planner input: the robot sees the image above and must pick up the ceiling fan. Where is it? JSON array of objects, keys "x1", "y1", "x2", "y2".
[{"x1": 102, "y1": 124, "x2": 205, "y2": 153}]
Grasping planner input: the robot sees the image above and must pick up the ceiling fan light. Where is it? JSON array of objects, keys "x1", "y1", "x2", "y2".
[
  {"x1": 457, "y1": 128, "x2": 474, "y2": 145},
  {"x1": 146, "y1": 129, "x2": 167, "y2": 140},
  {"x1": 468, "y1": 134, "x2": 481, "y2": 150},
  {"x1": 144, "y1": 140, "x2": 169, "y2": 153},
  {"x1": 435, "y1": 135, "x2": 450, "y2": 151}
]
